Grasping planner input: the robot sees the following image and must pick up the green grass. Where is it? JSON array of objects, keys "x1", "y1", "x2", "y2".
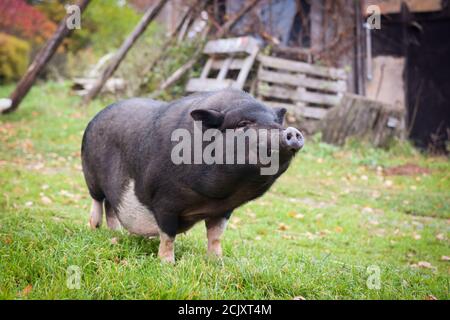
[{"x1": 0, "y1": 82, "x2": 449, "y2": 299}]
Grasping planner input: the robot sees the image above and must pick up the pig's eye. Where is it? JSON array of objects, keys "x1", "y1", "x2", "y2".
[{"x1": 236, "y1": 120, "x2": 251, "y2": 128}]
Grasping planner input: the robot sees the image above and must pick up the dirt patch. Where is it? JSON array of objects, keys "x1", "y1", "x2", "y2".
[{"x1": 384, "y1": 164, "x2": 431, "y2": 176}]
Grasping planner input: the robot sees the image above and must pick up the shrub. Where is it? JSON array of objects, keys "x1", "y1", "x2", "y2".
[
  {"x1": 0, "y1": 33, "x2": 30, "y2": 83},
  {"x1": 0, "y1": 0, "x2": 57, "y2": 45}
]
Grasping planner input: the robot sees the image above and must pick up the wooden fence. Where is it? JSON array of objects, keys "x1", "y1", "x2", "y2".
[{"x1": 256, "y1": 54, "x2": 347, "y2": 122}]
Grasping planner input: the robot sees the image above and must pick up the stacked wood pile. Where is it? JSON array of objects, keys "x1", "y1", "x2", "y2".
[
  {"x1": 321, "y1": 94, "x2": 405, "y2": 147},
  {"x1": 71, "y1": 53, "x2": 126, "y2": 96},
  {"x1": 255, "y1": 54, "x2": 347, "y2": 133},
  {"x1": 185, "y1": 36, "x2": 259, "y2": 92}
]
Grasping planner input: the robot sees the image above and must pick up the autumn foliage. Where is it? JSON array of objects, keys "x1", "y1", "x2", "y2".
[
  {"x1": 0, "y1": 32, "x2": 30, "y2": 83},
  {"x1": 0, "y1": 0, "x2": 57, "y2": 45}
]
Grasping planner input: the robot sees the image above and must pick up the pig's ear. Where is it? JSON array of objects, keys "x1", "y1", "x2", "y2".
[
  {"x1": 273, "y1": 107, "x2": 287, "y2": 125},
  {"x1": 190, "y1": 109, "x2": 224, "y2": 128}
]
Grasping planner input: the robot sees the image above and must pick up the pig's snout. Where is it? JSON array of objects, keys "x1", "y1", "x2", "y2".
[{"x1": 282, "y1": 127, "x2": 304, "y2": 152}]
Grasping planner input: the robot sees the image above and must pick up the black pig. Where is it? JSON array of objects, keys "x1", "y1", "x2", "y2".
[{"x1": 81, "y1": 89, "x2": 303, "y2": 262}]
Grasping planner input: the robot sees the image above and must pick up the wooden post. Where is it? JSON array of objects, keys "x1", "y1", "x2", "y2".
[
  {"x1": 354, "y1": 0, "x2": 365, "y2": 95},
  {"x1": 2, "y1": 0, "x2": 91, "y2": 114},
  {"x1": 82, "y1": 0, "x2": 168, "y2": 105}
]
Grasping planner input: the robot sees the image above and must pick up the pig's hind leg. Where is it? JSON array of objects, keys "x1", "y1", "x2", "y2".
[
  {"x1": 89, "y1": 199, "x2": 103, "y2": 229},
  {"x1": 105, "y1": 200, "x2": 122, "y2": 230}
]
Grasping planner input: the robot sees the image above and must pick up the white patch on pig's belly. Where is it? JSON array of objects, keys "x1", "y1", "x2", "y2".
[{"x1": 116, "y1": 180, "x2": 159, "y2": 237}]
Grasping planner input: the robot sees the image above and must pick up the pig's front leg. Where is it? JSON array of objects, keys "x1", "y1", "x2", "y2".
[
  {"x1": 155, "y1": 209, "x2": 178, "y2": 263},
  {"x1": 158, "y1": 232, "x2": 175, "y2": 263},
  {"x1": 205, "y1": 212, "x2": 231, "y2": 257}
]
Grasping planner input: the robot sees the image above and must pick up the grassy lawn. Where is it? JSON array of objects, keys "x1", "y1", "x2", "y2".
[{"x1": 0, "y1": 82, "x2": 449, "y2": 299}]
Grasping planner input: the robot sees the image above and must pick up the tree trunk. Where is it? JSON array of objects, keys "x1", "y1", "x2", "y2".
[
  {"x1": 321, "y1": 94, "x2": 405, "y2": 147},
  {"x1": 2, "y1": 0, "x2": 91, "y2": 114},
  {"x1": 82, "y1": 0, "x2": 168, "y2": 105}
]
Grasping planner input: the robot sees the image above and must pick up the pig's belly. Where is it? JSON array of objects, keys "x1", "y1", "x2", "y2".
[{"x1": 116, "y1": 180, "x2": 159, "y2": 237}]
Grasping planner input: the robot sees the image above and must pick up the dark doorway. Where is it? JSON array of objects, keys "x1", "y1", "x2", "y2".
[{"x1": 372, "y1": 11, "x2": 450, "y2": 153}]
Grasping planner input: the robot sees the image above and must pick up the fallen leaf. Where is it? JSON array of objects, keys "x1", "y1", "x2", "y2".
[
  {"x1": 412, "y1": 233, "x2": 421, "y2": 240},
  {"x1": 110, "y1": 237, "x2": 118, "y2": 245},
  {"x1": 25, "y1": 201, "x2": 33, "y2": 207},
  {"x1": 293, "y1": 295, "x2": 306, "y2": 300},
  {"x1": 288, "y1": 211, "x2": 304, "y2": 219},
  {"x1": 304, "y1": 232, "x2": 316, "y2": 240},
  {"x1": 441, "y1": 256, "x2": 450, "y2": 261},
  {"x1": 3, "y1": 236, "x2": 12, "y2": 245},
  {"x1": 246, "y1": 211, "x2": 256, "y2": 219},
  {"x1": 384, "y1": 180, "x2": 393, "y2": 187},
  {"x1": 21, "y1": 284, "x2": 32, "y2": 296},
  {"x1": 287, "y1": 211, "x2": 297, "y2": 218},
  {"x1": 436, "y1": 233, "x2": 445, "y2": 241},
  {"x1": 41, "y1": 196, "x2": 52, "y2": 205},
  {"x1": 425, "y1": 295, "x2": 438, "y2": 300},
  {"x1": 278, "y1": 223, "x2": 290, "y2": 231},
  {"x1": 231, "y1": 217, "x2": 241, "y2": 225},
  {"x1": 228, "y1": 223, "x2": 237, "y2": 230},
  {"x1": 335, "y1": 226, "x2": 344, "y2": 233},
  {"x1": 371, "y1": 191, "x2": 381, "y2": 199},
  {"x1": 412, "y1": 261, "x2": 434, "y2": 269},
  {"x1": 362, "y1": 207, "x2": 374, "y2": 214}
]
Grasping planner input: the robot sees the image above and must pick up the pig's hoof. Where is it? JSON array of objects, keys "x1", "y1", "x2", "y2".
[
  {"x1": 89, "y1": 216, "x2": 101, "y2": 229},
  {"x1": 89, "y1": 199, "x2": 103, "y2": 229},
  {"x1": 207, "y1": 241, "x2": 223, "y2": 257},
  {"x1": 159, "y1": 255, "x2": 175, "y2": 264},
  {"x1": 207, "y1": 251, "x2": 223, "y2": 258}
]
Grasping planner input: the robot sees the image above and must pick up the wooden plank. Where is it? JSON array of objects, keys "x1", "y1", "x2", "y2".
[
  {"x1": 235, "y1": 45, "x2": 259, "y2": 89},
  {"x1": 262, "y1": 100, "x2": 327, "y2": 120},
  {"x1": 258, "y1": 83, "x2": 298, "y2": 101},
  {"x1": 297, "y1": 90, "x2": 342, "y2": 106},
  {"x1": 217, "y1": 57, "x2": 232, "y2": 80},
  {"x1": 258, "y1": 83, "x2": 342, "y2": 106},
  {"x1": 302, "y1": 76, "x2": 347, "y2": 93},
  {"x1": 200, "y1": 58, "x2": 213, "y2": 79},
  {"x1": 296, "y1": 103, "x2": 328, "y2": 119},
  {"x1": 204, "y1": 36, "x2": 259, "y2": 55},
  {"x1": 262, "y1": 100, "x2": 298, "y2": 113},
  {"x1": 211, "y1": 58, "x2": 245, "y2": 70},
  {"x1": 258, "y1": 54, "x2": 347, "y2": 80},
  {"x1": 258, "y1": 69, "x2": 306, "y2": 87},
  {"x1": 258, "y1": 68, "x2": 347, "y2": 92},
  {"x1": 362, "y1": 0, "x2": 442, "y2": 15},
  {"x1": 185, "y1": 78, "x2": 235, "y2": 92}
]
